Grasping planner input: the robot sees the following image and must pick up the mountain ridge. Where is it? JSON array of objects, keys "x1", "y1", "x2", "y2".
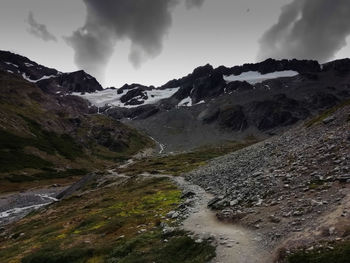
[{"x1": 1, "y1": 50, "x2": 350, "y2": 154}]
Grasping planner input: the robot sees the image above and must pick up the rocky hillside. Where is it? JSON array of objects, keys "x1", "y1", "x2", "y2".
[
  {"x1": 0, "y1": 50, "x2": 103, "y2": 94},
  {"x1": 0, "y1": 71, "x2": 152, "y2": 192},
  {"x1": 186, "y1": 100, "x2": 350, "y2": 260},
  {"x1": 74, "y1": 58, "x2": 350, "y2": 153}
]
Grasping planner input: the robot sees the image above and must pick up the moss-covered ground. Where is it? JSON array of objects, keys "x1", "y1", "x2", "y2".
[
  {"x1": 285, "y1": 241, "x2": 350, "y2": 263},
  {"x1": 0, "y1": 177, "x2": 215, "y2": 263}
]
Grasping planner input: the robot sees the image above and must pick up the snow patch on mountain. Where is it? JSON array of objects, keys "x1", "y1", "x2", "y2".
[
  {"x1": 5, "y1": 62, "x2": 18, "y2": 68},
  {"x1": 21, "y1": 73, "x2": 57, "y2": 83},
  {"x1": 224, "y1": 70, "x2": 299, "y2": 84},
  {"x1": 35, "y1": 74, "x2": 58, "y2": 82},
  {"x1": 178, "y1": 97, "x2": 193, "y2": 107},
  {"x1": 74, "y1": 87, "x2": 180, "y2": 108},
  {"x1": 24, "y1": 62, "x2": 34, "y2": 67}
]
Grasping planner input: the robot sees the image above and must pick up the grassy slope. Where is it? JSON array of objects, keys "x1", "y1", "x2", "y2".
[
  {"x1": 0, "y1": 72, "x2": 153, "y2": 192},
  {"x1": 0, "y1": 177, "x2": 215, "y2": 263}
]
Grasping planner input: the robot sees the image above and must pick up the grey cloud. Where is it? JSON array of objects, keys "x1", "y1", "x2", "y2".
[
  {"x1": 258, "y1": 0, "x2": 350, "y2": 62},
  {"x1": 66, "y1": 0, "x2": 206, "y2": 82},
  {"x1": 66, "y1": 0, "x2": 179, "y2": 82},
  {"x1": 27, "y1": 12, "x2": 57, "y2": 42},
  {"x1": 185, "y1": 0, "x2": 205, "y2": 9},
  {"x1": 65, "y1": 26, "x2": 115, "y2": 83}
]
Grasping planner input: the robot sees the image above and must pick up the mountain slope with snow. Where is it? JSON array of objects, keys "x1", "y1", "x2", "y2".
[
  {"x1": 73, "y1": 86, "x2": 180, "y2": 108},
  {"x1": 0, "y1": 50, "x2": 102, "y2": 94},
  {"x1": 1, "y1": 50, "x2": 349, "y2": 153},
  {"x1": 101, "y1": 58, "x2": 350, "y2": 153}
]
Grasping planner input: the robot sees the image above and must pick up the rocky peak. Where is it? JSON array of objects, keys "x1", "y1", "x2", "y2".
[
  {"x1": 0, "y1": 50, "x2": 103, "y2": 94},
  {"x1": 322, "y1": 58, "x2": 350, "y2": 74},
  {"x1": 0, "y1": 50, "x2": 58, "y2": 81}
]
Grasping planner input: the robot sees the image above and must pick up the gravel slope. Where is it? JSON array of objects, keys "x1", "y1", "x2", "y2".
[{"x1": 186, "y1": 104, "x2": 350, "y2": 253}]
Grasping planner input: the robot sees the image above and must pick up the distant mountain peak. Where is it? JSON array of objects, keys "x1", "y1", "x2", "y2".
[{"x1": 0, "y1": 50, "x2": 102, "y2": 94}]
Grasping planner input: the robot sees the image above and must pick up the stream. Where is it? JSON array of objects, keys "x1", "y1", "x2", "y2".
[{"x1": 0, "y1": 187, "x2": 66, "y2": 226}]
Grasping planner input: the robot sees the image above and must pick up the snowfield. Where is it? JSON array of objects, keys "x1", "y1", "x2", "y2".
[
  {"x1": 224, "y1": 70, "x2": 299, "y2": 84},
  {"x1": 178, "y1": 97, "x2": 205, "y2": 107},
  {"x1": 73, "y1": 87, "x2": 180, "y2": 108},
  {"x1": 178, "y1": 97, "x2": 193, "y2": 107}
]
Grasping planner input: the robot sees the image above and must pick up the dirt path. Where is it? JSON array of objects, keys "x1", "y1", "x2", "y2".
[{"x1": 173, "y1": 177, "x2": 273, "y2": 263}]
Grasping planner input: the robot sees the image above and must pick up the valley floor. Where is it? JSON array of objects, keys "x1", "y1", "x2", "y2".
[{"x1": 1, "y1": 104, "x2": 350, "y2": 263}]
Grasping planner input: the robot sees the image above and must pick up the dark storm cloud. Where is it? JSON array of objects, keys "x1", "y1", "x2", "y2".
[
  {"x1": 66, "y1": 0, "x2": 177, "y2": 81},
  {"x1": 27, "y1": 12, "x2": 57, "y2": 42},
  {"x1": 185, "y1": 0, "x2": 205, "y2": 9},
  {"x1": 66, "y1": 25, "x2": 115, "y2": 84},
  {"x1": 258, "y1": 0, "x2": 350, "y2": 62},
  {"x1": 66, "y1": 0, "x2": 206, "y2": 82}
]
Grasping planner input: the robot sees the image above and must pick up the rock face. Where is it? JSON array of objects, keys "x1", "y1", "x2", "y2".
[{"x1": 0, "y1": 50, "x2": 102, "y2": 94}]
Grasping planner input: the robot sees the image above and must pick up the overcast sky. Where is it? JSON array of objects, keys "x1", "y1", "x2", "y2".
[{"x1": 1, "y1": 0, "x2": 349, "y2": 88}]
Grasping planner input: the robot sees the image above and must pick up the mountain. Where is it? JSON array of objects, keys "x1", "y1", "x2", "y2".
[
  {"x1": 0, "y1": 51, "x2": 349, "y2": 263},
  {"x1": 0, "y1": 50, "x2": 103, "y2": 94},
  {"x1": 2, "y1": 50, "x2": 349, "y2": 154},
  {"x1": 0, "y1": 70, "x2": 152, "y2": 193},
  {"x1": 74, "y1": 58, "x2": 350, "y2": 153}
]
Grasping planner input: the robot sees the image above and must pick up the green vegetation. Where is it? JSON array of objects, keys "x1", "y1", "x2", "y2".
[
  {"x1": 107, "y1": 230, "x2": 215, "y2": 263},
  {"x1": 305, "y1": 99, "x2": 350, "y2": 127},
  {"x1": 79, "y1": 115, "x2": 154, "y2": 160},
  {"x1": 287, "y1": 241, "x2": 350, "y2": 263},
  {"x1": 0, "y1": 116, "x2": 83, "y2": 173},
  {"x1": 4, "y1": 169, "x2": 87, "y2": 183},
  {"x1": 0, "y1": 177, "x2": 215, "y2": 263},
  {"x1": 21, "y1": 230, "x2": 215, "y2": 263},
  {"x1": 22, "y1": 246, "x2": 94, "y2": 263},
  {"x1": 0, "y1": 149, "x2": 53, "y2": 173},
  {"x1": 0, "y1": 115, "x2": 153, "y2": 186},
  {"x1": 21, "y1": 116, "x2": 84, "y2": 160},
  {"x1": 118, "y1": 139, "x2": 258, "y2": 176}
]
